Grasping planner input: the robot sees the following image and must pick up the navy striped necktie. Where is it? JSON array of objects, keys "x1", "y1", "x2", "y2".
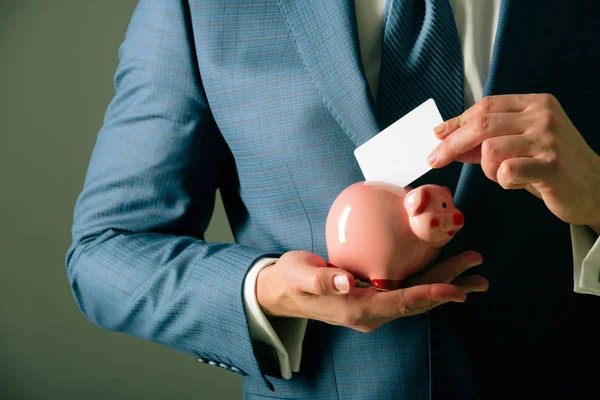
[
  {"x1": 377, "y1": 0, "x2": 465, "y2": 189},
  {"x1": 378, "y1": 0, "x2": 464, "y2": 129}
]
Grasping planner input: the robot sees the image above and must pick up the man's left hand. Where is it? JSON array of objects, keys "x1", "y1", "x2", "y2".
[{"x1": 427, "y1": 94, "x2": 600, "y2": 233}]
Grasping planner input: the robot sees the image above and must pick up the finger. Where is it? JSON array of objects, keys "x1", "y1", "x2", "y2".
[
  {"x1": 455, "y1": 136, "x2": 532, "y2": 169},
  {"x1": 451, "y1": 275, "x2": 489, "y2": 293},
  {"x1": 429, "y1": 113, "x2": 528, "y2": 168},
  {"x1": 372, "y1": 283, "x2": 467, "y2": 319},
  {"x1": 408, "y1": 250, "x2": 483, "y2": 286},
  {"x1": 434, "y1": 95, "x2": 533, "y2": 140},
  {"x1": 286, "y1": 262, "x2": 356, "y2": 296},
  {"x1": 434, "y1": 112, "x2": 468, "y2": 140},
  {"x1": 454, "y1": 145, "x2": 482, "y2": 164},
  {"x1": 497, "y1": 156, "x2": 554, "y2": 190},
  {"x1": 480, "y1": 135, "x2": 536, "y2": 182}
]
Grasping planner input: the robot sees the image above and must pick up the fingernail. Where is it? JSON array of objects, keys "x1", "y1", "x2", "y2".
[
  {"x1": 434, "y1": 123, "x2": 447, "y2": 136},
  {"x1": 334, "y1": 275, "x2": 349, "y2": 293},
  {"x1": 427, "y1": 151, "x2": 439, "y2": 166}
]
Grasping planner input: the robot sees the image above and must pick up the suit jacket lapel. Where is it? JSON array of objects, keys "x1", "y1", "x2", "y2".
[{"x1": 277, "y1": 0, "x2": 380, "y2": 147}]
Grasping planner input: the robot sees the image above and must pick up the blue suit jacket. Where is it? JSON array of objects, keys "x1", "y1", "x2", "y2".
[{"x1": 67, "y1": 1, "x2": 600, "y2": 398}]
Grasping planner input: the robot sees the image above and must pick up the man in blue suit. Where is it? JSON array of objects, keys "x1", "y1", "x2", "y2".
[{"x1": 67, "y1": 0, "x2": 600, "y2": 398}]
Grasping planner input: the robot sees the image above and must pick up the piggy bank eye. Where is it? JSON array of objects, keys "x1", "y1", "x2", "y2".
[{"x1": 442, "y1": 202, "x2": 447, "y2": 209}]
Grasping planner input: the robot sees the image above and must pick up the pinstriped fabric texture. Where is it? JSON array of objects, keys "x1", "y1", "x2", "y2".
[
  {"x1": 378, "y1": 0, "x2": 464, "y2": 128},
  {"x1": 379, "y1": 0, "x2": 463, "y2": 192}
]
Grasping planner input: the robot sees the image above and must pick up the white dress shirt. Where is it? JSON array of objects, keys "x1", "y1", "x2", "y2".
[{"x1": 242, "y1": 0, "x2": 600, "y2": 379}]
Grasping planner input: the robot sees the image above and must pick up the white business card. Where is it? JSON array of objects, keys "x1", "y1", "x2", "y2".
[{"x1": 354, "y1": 98, "x2": 444, "y2": 187}]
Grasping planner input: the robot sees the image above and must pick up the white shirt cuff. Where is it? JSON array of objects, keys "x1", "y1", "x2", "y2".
[
  {"x1": 570, "y1": 224, "x2": 600, "y2": 295},
  {"x1": 243, "y1": 257, "x2": 308, "y2": 379}
]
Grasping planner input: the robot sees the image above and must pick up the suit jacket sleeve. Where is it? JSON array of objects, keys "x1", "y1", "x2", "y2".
[{"x1": 65, "y1": 0, "x2": 278, "y2": 389}]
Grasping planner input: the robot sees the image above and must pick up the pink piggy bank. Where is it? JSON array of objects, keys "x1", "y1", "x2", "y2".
[{"x1": 325, "y1": 181, "x2": 464, "y2": 291}]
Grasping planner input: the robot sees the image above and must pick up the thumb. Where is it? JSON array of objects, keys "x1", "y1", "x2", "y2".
[{"x1": 287, "y1": 263, "x2": 355, "y2": 296}]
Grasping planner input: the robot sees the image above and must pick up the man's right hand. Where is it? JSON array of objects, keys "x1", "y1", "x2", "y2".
[{"x1": 256, "y1": 251, "x2": 488, "y2": 333}]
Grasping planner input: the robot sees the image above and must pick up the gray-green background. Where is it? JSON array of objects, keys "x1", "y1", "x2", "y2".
[{"x1": 0, "y1": 1, "x2": 241, "y2": 398}]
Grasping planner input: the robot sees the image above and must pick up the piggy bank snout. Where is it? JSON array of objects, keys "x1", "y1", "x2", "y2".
[
  {"x1": 412, "y1": 207, "x2": 464, "y2": 243},
  {"x1": 432, "y1": 210, "x2": 463, "y2": 227},
  {"x1": 427, "y1": 210, "x2": 463, "y2": 231}
]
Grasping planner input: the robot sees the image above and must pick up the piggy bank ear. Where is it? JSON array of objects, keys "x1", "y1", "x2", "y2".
[{"x1": 405, "y1": 187, "x2": 429, "y2": 216}]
